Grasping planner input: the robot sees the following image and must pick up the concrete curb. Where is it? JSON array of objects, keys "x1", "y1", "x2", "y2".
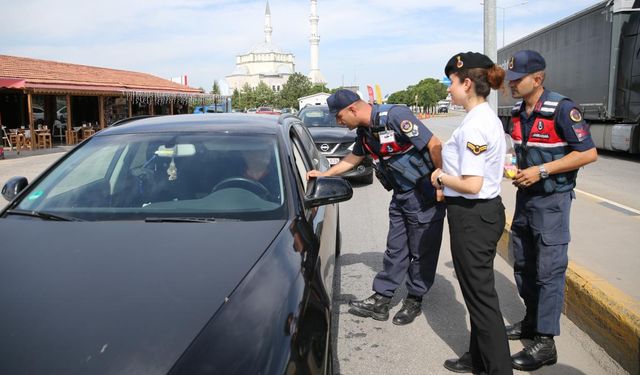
[{"x1": 497, "y1": 222, "x2": 640, "y2": 375}]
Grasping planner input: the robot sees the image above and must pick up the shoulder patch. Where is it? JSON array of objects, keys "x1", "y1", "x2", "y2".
[
  {"x1": 400, "y1": 120, "x2": 413, "y2": 133},
  {"x1": 571, "y1": 122, "x2": 590, "y2": 142},
  {"x1": 400, "y1": 120, "x2": 419, "y2": 137},
  {"x1": 569, "y1": 108, "x2": 583, "y2": 122},
  {"x1": 466, "y1": 142, "x2": 487, "y2": 155}
]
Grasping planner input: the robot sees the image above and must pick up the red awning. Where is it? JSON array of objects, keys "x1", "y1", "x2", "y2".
[{"x1": 0, "y1": 78, "x2": 26, "y2": 89}]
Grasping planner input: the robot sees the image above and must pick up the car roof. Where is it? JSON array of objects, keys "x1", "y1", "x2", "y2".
[{"x1": 98, "y1": 114, "x2": 285, "y2": 136}]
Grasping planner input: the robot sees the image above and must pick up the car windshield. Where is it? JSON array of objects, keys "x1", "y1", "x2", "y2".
[
  {"x1": 14, "y1": 132, "x2": 286, "y2": 221},
  {"x1": 299, "y1": 107, "x2": 338, "y2": 127}
]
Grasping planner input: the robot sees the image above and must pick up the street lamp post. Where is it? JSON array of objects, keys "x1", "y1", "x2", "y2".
[{"x1": 499, "y1": 1, "x2": 528, "y2": 47}]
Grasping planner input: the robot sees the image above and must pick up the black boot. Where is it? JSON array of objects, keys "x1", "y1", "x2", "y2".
[
  {"x1": 505, "y1": 319, "x2": 535, "y2": 340},
  {"x1": 511, "y1": 335, "x2": 558, "y2": 371},
  {"x1": 348, "y1": 293, "x2": 390, "y2": 321},
  {"x1": 443, "y1": 352, "x2": 486, "y2": 374},
  {"x1": 392, "y1": 295, "x2": 422, "y2": 326}
]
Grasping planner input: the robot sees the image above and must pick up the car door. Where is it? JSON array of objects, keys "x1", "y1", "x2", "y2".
[{"x1": 289, "y1": 123, "x2": 337, "y2": 302}]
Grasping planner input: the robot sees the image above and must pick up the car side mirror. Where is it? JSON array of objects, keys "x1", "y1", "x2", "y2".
[
  {"x1": 2, "y1": 176, "x2": 29, "y2": 202},
  {"x1": 304, "y1": 177, "x2": 353, "y2": 208}
]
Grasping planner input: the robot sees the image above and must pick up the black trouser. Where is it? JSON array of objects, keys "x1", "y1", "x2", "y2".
[{"x1": 446, "y1": 196, "x2": 512, "y2": 375}]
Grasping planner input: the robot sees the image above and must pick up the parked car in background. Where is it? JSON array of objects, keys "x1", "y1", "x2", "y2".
[
  {"x1": 296, "y1": 105, "x2": 374, "y2": 184},
  {"x1": 256, "y1": 107, "x2": 281, "y2": 115},
  {"x1": 32, "y1": 106, "x2": 44, "y2": 125},
  {"x1": 57, "y1": 106, "x2": 67, "y2": 122},
  {"x1": 0, "y1": 114, "x2": 352, "y2": 374}
]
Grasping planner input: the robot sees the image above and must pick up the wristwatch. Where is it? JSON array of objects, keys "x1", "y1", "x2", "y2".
[
  {"x1": 539, "y1": 165, "x2": 550, "y2": 179},
  {"x1": 436, "y1": 173, "x2": 444, "y2": 187}
]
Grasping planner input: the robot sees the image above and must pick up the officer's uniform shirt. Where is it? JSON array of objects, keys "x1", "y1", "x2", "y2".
[
  {"x1": 351, "y1": 105, "x2": 433, "y2": 159},
  {"x1": 517, "y1": 89, "x2": 596, "y2": 152},
  {"x1": 442, "y1": 102, "x2": 506, "y2": 199}
]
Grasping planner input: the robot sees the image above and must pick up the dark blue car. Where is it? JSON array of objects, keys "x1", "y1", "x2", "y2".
[{"x1": 0, "y1": 114, "x2": 352, "y2": 374}]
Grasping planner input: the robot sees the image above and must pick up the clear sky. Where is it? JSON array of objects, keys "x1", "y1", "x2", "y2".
[{"x1": 1, "y1": 0, "x2": 601, "y2": 96}]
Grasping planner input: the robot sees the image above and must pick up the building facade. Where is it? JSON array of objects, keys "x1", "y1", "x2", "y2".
[{"x1": 225, "y1": 2, "x2": 295, "y2": 93}]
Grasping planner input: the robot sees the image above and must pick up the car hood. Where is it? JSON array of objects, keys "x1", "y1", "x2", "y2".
[
  {"x1": 0, "y1": 219, "x2": 286, "y2": 374},
  {"x1": 306, "y1": 126, "x2": 357, "y2": 143}
]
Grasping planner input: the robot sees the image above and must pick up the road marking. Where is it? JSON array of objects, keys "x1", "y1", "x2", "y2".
[{"x1": 574, "y1": 188, "x2": 640, "y2": 216}]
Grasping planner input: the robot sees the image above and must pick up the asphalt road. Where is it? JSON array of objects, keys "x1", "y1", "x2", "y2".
[{"x1": 333, "y1": 174, "x2": 627, "y2": 375}]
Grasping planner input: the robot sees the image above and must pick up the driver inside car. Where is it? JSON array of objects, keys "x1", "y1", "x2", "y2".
[
  {"x1": 240, "y1": 148, "x2": 280, "y2": 202},
  {"x1": 211, "y1": 147, "x2": 281, "y2": 203}
]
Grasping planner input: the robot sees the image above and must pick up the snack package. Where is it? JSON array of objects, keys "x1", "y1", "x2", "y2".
[{"x1": 504, "y1": 154, "x2": 517, "y2": 179}]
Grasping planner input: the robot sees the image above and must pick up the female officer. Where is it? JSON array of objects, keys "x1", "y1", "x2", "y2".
[{"x1": 431, "y1": 52, "x2": 512, "y2": 375}]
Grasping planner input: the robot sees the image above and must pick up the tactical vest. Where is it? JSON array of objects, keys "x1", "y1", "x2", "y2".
[
  {"x1": 363, "y1": 105, "x2": 434, "y2": 194},
  {"x1": 511, "y1": 91, "x2": 577, "y2": 194}
]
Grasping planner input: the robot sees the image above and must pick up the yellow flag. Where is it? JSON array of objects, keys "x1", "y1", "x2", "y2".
[{"x1": 374, "y1": 84, "x2": 383, "y2": 105}]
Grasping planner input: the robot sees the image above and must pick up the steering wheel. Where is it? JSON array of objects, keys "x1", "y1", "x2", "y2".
[{"x1": 212, "y1": 177, "x2": 271, "y2": 199}]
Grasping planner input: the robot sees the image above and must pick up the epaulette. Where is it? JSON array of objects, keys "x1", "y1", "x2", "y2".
[{"x1": 511, "y1": 101, "x2": 522, "y2": 116}]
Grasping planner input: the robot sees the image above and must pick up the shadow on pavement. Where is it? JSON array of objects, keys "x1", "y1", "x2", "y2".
[{"x1": 330, "y1": 246, "x2": 574, "y2": 374}]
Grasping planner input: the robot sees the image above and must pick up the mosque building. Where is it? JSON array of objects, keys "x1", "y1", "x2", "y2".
[{"x1": 225, "y1": 1, "x2": 325, "y2": 93}]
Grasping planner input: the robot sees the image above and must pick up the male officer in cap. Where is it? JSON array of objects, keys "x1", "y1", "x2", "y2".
[
  {"x1": 504, "y1": 50, "x2": 597, "y2": 371},
  {"x1": 306, "y1": 89, "x2": 445, "y2": 325}
]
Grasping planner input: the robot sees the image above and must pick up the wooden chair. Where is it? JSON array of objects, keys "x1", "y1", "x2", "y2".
[
  {"x1": 37, "y1": 131, "x2": 52, "y2": 148},
  {"x1": 82, "y1": 128, "x2": 95, "y2": 139},
  {"x1": 66, "y1": 129, "x2": 78, "y2": 145}
]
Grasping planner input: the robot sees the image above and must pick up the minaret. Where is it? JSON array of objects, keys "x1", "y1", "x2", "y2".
[
  {"x1": 264, "y1": 1, "x2": 272, "y2": 44},
  {"x1": 308, "y1": 0, "x2": 326, "y2": 84}
]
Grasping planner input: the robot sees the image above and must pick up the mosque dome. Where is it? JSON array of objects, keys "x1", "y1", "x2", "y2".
[{"x1": 249, "y1": 42, "x2": 284, "y2": 54}]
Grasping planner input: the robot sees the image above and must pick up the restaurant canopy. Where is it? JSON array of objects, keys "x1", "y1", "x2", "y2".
[{"x1": 0, "y1": 54, "x2": 205, "y2": 98}]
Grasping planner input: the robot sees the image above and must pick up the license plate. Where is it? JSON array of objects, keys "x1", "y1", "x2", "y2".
[{"x1": 327, "y1": 157, "x2": 340, "y2": 165}]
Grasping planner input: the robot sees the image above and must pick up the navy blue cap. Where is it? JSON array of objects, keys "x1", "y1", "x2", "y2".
[
  {"x1": 505, "y1": 50, "x2": 546, "y2": 81},
  {"x1": 327, "y1": 89, "x2": 360, "y2": 116}
]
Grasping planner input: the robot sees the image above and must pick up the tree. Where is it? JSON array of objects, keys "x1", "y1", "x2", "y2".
[
  {"x1": 231, "y1": 88, "x2": 241, "y2": 111},
  {"x1": 211, "y1": 80, "x2": 221, "y2": 95},
  {"x1": 412, "y1": 78, "x2": 448, "y2": 111},
  {"x1": 279, "y1": 73, "x2": 313, "y2": 109},
  {"x1": 211, "y1": 80, "x2": 221, "y2": 111},
  {"x1": 387, "y1": 90, "x2": 412, "y2": 105},
  {"x1": 254, "y1": 81, "x2": 276, "y2": 107}
]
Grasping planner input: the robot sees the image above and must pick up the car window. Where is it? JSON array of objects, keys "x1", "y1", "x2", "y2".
[
  {"x1": 15, "y1": 133, "x2": 287, "y2": 221},
  {"x1": 293, "y1": 123, "x2": 328, "y2": 170},
  {"x1": 299, "y1": 107, "x2": 338, "y2": 127},
  {"x1": 291, "y1": 141, "x2": 309, "y2": 193}
]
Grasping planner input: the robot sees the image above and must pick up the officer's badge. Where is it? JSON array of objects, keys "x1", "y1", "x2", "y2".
[
  {"x1": 466, "y1": 142, "x2": 487, "y2": 155},
  {"x1": 400, "y1": 120, "x2": 414, "y2": 133},
  {"x1": 537, "y1": 121, "x2": 544, "y2": 131},
  {"x1": 456, "y1": 55, "x2": 464, "y2": 68},
  {"x1": 569, "y1": 108, "x2": 583, "y2": 122},
  {"x1": 508, "y1": 56, "x2": 515, "y2": 70}
]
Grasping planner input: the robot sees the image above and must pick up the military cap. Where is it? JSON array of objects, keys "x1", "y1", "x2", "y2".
[
  {"x1": 505, "y1": 50, "x2": 546, "y2": 81},
  {"x1": 327, "y1": 89, "x2": 360, "y2": 116},
  {"x1": 444, "y1": 52, "x2": 495, "y2": 78}
]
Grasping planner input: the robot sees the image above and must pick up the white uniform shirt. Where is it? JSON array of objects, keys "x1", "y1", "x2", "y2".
[{"x1": 442, "y1": 102, "x2": 506, "y2": 199}]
